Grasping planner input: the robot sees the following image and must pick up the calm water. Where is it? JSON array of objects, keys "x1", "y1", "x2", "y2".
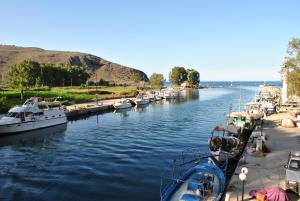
[{"x1": 0, "y1": 87, "x2": 259, "y2": 201}]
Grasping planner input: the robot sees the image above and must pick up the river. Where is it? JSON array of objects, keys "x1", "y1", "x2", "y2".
[{"x1": 0, "y1": 87, "x2": 260, "y2": 201}]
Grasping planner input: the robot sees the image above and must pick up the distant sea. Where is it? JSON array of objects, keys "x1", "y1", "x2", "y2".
[{"x1": 164, "y1": 81, "x2": 282, "y2": 87}]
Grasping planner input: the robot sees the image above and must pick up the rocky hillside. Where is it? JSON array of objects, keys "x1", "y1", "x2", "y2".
[{"x1": 0, "y1": 45, "x2": 148, "y2": 85}]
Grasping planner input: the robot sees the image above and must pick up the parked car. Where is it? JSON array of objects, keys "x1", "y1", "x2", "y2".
[{"x1": 285, "y1": 151, "x2": 300, "y2": 194}]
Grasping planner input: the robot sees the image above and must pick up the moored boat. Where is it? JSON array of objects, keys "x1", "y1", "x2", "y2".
[
  {"x1": 208, "y1": 126, "x2": 243, "y2": 162},
  {"x1": 113, "y1": 99, "x2": 132, "y2": 109},
  {"x1": 0, "y1": 97, "x2": 67, "y2": 135},
  {"x1": 134, "y1": 95, "x2": 150, "y2": 105},
  {"x1": 163, "y1": 92, "x2": 175, "y2": 99},
  {"x1": 161, "y1": 151, "x2": 227, "y2": 201}
]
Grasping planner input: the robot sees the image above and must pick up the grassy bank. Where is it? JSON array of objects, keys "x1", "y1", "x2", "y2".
[{"x1": 0, "y1": 86, "x2": 139, "y2": 113}]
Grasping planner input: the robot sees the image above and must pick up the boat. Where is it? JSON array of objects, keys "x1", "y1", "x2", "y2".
[
  {"x1": 134, "y1": 95, "x2": 150, "y2": 105},
  {"x1": 113, "y1": 99, "x2": 132, "y2": 109},
  {"x1": 154, "y1": 91, "x2": 163, "y2": 101},
  {"x1": 145, "y1": 93, "x2": 155, "y2": 102},
  {"x1": 0, "y1": 97, "x2": 67, "y2": 135},
  {"x1": 160, "y1": 150, "x2": 227, "y2": 201},
  {"x1": 208, "y1": 126, "x2": 243, "y2": 162},
  {"x1": 155, "y1": 95, "x2": 162, "y2": 101},
  {"x1": 163, "y1": 92, "x2": 175, "y2": 99}
]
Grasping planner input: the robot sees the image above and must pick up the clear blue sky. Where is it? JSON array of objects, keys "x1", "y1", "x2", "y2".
[{"x1": 1, "y1": 0, "x2": 299, "y2": 81}]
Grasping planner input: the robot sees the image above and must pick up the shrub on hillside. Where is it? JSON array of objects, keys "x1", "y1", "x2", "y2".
[{"x1": 0, "y1": 96, "x2": 7, "y2": 109}]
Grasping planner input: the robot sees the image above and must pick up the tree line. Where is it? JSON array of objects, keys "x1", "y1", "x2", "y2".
[
  {"x1": 6, "y1": 60, "x2": 89, "y2": 100},
  {"x1": 283, "y1": 38, "x2": 300, "y2": 97},
  {"x1": 5, "y1": 59, "x2": 200, "y2": 102},
  {"x1": 148, "y1": 67, "x2": 200, "y2": 88}
]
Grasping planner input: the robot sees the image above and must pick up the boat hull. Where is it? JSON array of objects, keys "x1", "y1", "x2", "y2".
[
  {"x1": 113, "y1": 103, "x2": 132, "y2": 109},
  {"x1": 135, "y1": 100, "x2": 150, "y2": 105},
  {"x1": 210, "y1": 149, "x2": 240, "y2": 162},
  {"x1": 0, "y1": 116, "x2": 67, "y2": 135}
]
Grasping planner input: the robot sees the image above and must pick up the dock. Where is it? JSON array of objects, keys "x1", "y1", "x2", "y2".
[
  {"x1": 65, "y1": 98, "x2": 136, "y2": 118},
  {"x1": 226, "y1": 112, "x2": 300, "y2": 200}
]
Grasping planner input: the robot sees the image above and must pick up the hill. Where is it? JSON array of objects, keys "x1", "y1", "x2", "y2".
[{"x1": 0, "y1": 45, "x2": 148, "y2": 85}]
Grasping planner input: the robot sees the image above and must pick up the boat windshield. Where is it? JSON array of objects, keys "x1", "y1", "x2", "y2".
[{"x1": 5, "y1": 112, "x2": 20, "y2": 118}]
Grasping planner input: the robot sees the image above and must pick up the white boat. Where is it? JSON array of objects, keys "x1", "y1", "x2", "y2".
[
  {"x1": 145, "y1": 93, "x2": 155, "y2": 102},
  {"x1": 163, "y1": 92, "x2": 175, "y2": 99},
  {"x1": 134, "y1": 95, "x2": 150, "y2": 105},
  {"x1": 113, "y1": 99, "x2": 132, "y2": 109},
  {"x1": 0, "y1": 97, "x2": 67, "y2": 135},
  {"x1": 154, "y1": 91, "x2": 163, "y2": 101},
  {"x1": 155, "y1": 95, "x2": 162, "y2": 101}
]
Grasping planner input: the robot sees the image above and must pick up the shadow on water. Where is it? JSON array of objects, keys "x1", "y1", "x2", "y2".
[
  {"x1": 0, "y1": 123, "x2": 67, "y2": 147},
  {"x1": 133, "y1": 104, "x2": 150, "y2": 113},
  {"x1": 67, "y1": 109, "x2": 111, "y2": 122},
  {"x1": 114, "y1": 107, "x2": 132, "y2": 118}
]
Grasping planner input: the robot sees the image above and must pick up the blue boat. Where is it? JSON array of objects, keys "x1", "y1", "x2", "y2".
[{"x1": 160, "y1": 151, "x2": 227, "y2": 201}]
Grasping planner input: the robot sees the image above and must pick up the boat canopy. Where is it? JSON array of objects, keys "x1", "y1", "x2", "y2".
[
  {"x1": 213, "y1": 125, "x2": 240, "y2": 135},
  {"x1": 8, "y1": 98, "x2": 43, "y2": 114}
]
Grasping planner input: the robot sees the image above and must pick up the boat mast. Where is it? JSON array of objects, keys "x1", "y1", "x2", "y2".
[{"x1": 238, "y1": 88, "x2": 242, "y2": 112}]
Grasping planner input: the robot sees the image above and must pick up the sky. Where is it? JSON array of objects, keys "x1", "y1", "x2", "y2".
[{"x1": 1, "y1": 0, "x2": 300, "y2": 81}]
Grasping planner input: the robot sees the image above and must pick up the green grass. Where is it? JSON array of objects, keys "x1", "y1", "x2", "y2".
[{"x1": 0, "y1": 86, "x2": 140, "y2": 113}]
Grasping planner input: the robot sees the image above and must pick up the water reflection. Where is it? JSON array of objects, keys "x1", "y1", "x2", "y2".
[
  {"x1": 134, "y1": 104, "x2": 150, "y2": 113},
  {"x1": 0, "y1": 123, "x2": 67, "y2": 147},
  {"x1": 68, "y1": 110, "x2": 108, "y2": 122},
  {"x1": 166, "y1": 89, "x2": 200, "y2": 105},
  {"x1": 114, "y1": 108, "x2": 132, "y2": 118}
]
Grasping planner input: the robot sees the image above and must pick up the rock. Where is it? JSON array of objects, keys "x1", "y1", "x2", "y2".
[{"x1": 281, "y1": 119, "x2": 295, "y2": 128}]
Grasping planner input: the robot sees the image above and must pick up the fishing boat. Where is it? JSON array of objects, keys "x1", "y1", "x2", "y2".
[
  {"x1": 161, "y1": 150, "x2": 227, "y2": 201},
  {"x1": 113, "y1": 99, "x2": 132, "y2": 109},
  {"x1": 134, "y1": 95, "x2": 150, "y2": 105},
  {"x1": 0, "y1": 97, "x2": 67, "y2": 135},
  {"x1": 208, "y1": 126, "x2": 243, "y2": 162}
]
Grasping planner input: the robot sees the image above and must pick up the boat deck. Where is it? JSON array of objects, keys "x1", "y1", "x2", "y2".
[{"x1": 170, "y1": 172, "x2": 221, "y2": 201}]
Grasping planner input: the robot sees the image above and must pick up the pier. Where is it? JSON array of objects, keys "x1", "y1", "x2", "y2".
[{"x1": 64, "y1": 98, "x2": 136, "y2": 118}]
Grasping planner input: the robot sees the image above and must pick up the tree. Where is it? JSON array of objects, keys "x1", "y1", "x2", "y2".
[
  {"x1": 149, "y1": 73, "x2": 164, "y2": 88},
  {"x1": 186, "y1": 69, "x2": 200, "y2": 87},
  {"x1": 132, "y1": 73, "x2": 143, "y2": 84},
  {"x1": 6, "y1": 60, "x2": 90, "y2": 101},
  {"x1": 6, "y1": 60, "x2": 40, "y2": 101},
  {"x1": 169, "y1": 66, "x2": 187, "y2": 85},
  {"x1": 0, "y1": 96, "x2": 6, "y2": 111},
  {"x1": 283, "y1": 38, "x2": 300, "y2": 96},
  {"x1": 98, "y1": 78, "x2": 109, "y2": 86}
]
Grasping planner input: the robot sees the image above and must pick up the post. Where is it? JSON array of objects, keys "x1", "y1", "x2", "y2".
[
  {"x1": 95, "y1": 73, "x2": 98, "y2": 105},
  {"x1": 239, "y1": 168, "x2": 248, "y2": 201},
  {"x1": 242, "y1": 180, "x2": 245, "y2": 201}
]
